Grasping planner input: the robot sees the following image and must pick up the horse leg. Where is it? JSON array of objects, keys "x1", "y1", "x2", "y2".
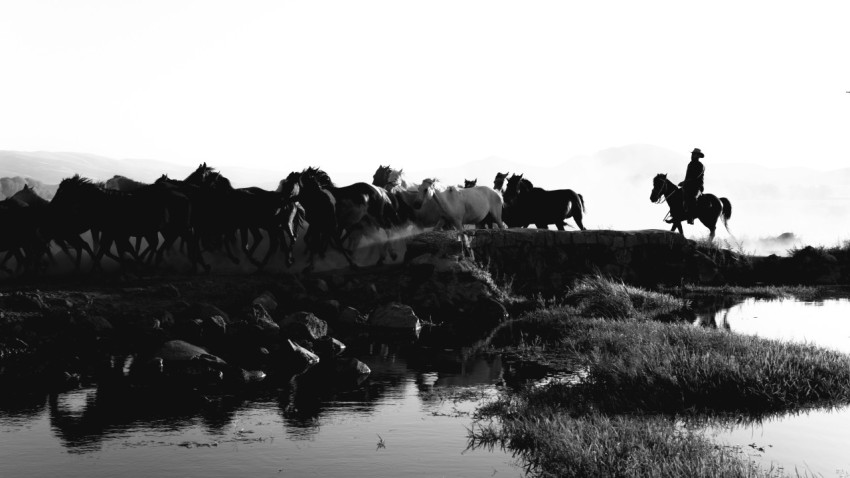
[
  {"x1": 223, "y1": 230, "x2": 241, "y2": 264},
  {"x1": 244, "y1": 227, "x2": 265, "y2": 267},
  {"x1": 573, "y1": 215, "x2": 586, "y2": 231},
  {"x1": 257, "y1": 228, "x2": 280, "y2": 269},
  {"x1": 555, "y1": 222, "x2": 565, "y2": 231},
  {"x1": 0, "y1": 250, "x2": 16, "y2": 275},
  {"x1": 331, "y1": 230, "x2": 359, "y2": 269}
]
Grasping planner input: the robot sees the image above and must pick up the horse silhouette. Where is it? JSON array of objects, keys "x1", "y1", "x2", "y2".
[
  {"x1": 503, "y1": 174, "x2": 586, "y2": 230},
  {"x1": 493, "y1": 172, "x2": 509, "y2": 193},
  {"x1": 296, "y1": 174, "x2": 358, "y2": 273},
  {"x1": 201, "y1": 170, "x2": 290, "y2": 269},
  {"x1": 650, "y1": 173, "x2": 732, "y2": 241},
  {"x1": 0, "y1": 190, "x2": 48, "y2": 275},
  {"x1": 51, "y1": 176, "x2": 175, "y2": 271},
  {"x1": 279, "y1": 167, "x2": 397, "y2": 268}
]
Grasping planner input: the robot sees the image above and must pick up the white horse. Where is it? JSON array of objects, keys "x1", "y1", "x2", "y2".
[{"x1": 417, "y1": 178, "x2": 505, "y2": 231}]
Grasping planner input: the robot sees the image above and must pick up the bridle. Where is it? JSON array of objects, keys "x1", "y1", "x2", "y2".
[{"x1": 652, "y1": 178, "x2": 678, "y2": 205}]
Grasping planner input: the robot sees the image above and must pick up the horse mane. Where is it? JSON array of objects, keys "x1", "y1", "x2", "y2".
[
  {"x1": 302, "y1": 167, "x2": 335, "y2": 189},
  {"x1": 60, "y1": 174, "x2": 96, "y2": 188},
  {"x1": 206, "y1": 171, "x2": 234, "y2": 190},
  {"x1": 506, "y1": 174, "x2": 535, "y2": 193}
]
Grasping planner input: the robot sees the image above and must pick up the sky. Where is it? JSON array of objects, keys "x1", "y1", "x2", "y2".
[{"x1": 1, "y1": 0, "x2": 849, "y2": 174}]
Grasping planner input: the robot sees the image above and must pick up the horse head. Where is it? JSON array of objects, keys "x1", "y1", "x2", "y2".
[
  {"x1": 373, "y1": 165, "x2": 392, "y2": 188},
  {"x1": 53, "y1": 175, "x2": 100, "y2": 206},
  {"x1": 503, "y1": 174, "x2": 525, "y2": 204},
  {"x1": 278, "y1": 171, "x2": 302, "y2": 200},
  {"x1": 464, "y1": 178, "x2": 477, "y2": 188},
  {"x1": 493, "y1": 172, "x2": 509, "y2": 191},
  {"x1": 650, "y1": 173, "x2": 671, "y2": 203},
  {"x1": 418, "y1": 178, "x2": 439, "y2": 201},
  {"x1": 185, "y1": 163, "x2": 216, "y2": 185}
]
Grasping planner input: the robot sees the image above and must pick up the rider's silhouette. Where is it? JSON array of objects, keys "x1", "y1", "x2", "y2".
[{"x1": 678, "y1": 148, "x2": 705, "y2": 224}]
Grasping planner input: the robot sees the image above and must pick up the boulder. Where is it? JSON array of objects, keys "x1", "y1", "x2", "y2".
[
  {"x1": 338, "y1": 306, "x2": 367, "y2": 326},
  {"x1": 280, "y1": 312, "x2": 328, "y2": 341},
  {"x1": 313, "y1": 336, "x2": 346, "y2": 361},
  {"x1": 283, "y1": 339, "x2": 320, "y2": 372},
  {"x1": 252, "y1": 291, "x2": 278, "y2": 312},
  {"x1": 369, "y1": 303, "x2": 421, "y2": 332}
]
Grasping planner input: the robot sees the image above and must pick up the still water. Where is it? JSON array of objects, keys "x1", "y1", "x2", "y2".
[
  {"x1": 0, "y1": 342, "x2": 520, "y2": 478},
  {"x1": 697, "y1": 295, "x2": 850, "y2": 477}
]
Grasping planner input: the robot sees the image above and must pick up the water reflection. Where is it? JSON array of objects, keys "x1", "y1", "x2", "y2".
[
  {"x1": 696, "y1": 296, "x2": 850, "y2": 354},
  {"x1": 0, "y1": 338, "x2": 518, "y2": 478},
  {"x1": 693, "y1": 293, "x2": 850, "y2": 477}
]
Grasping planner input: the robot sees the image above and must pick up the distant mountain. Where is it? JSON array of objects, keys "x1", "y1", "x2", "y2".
[
  {"x1": 0, "y1": 150, "x2": 291, "y2": 190},
  {"x1": 0, "y1": 177, "x2": 57, "y2": 201}
]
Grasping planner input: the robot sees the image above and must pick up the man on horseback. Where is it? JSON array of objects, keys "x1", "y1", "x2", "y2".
[{"x1": 677, "y1": 147, "x2": 705, "y2": 224}]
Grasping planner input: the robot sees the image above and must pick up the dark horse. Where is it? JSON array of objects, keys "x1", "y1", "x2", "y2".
[
  {"x1": 278, "y1": 167, "x2": 398, "y2": 267},
  {"x1": 503, "y1": 174, "x2": 586, "y2": 230},
  {"x1": 51, "y1": 175, "x2": 191, "y2": 271},
  {"x1": 650, "y1": 173, "x2": 732, "y2": 241}
]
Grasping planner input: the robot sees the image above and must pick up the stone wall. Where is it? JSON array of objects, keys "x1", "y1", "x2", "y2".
[{"x1": 405, "y1": 229, "x2": 724, "y2": 295}]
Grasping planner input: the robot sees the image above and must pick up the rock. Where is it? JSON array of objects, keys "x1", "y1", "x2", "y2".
[
  {"x1": 131, "y1": 339, "x2": 230, "y2": 386},
  {"x1": 313, "y1": 336, "x2": 346, "y2": 361},
  {"x1": 158, "y1": 284, "x2": 181, "y2": 299},
  {"x1": 280, "y1": 312, "x2": 328, "y2": 341},
  {"x1": 73, "y1": 314, "x2": 114, "y2": 336},
  {"x1": 311, "y1": 299, "x2": 340, "y2": 322},
  {"x1": 304, "y1": 277, "x2": 329, "y2": 295},
  {"x1": 252, "y1": 291, "x2": 278, "y2": 312},
  {"x1": 338, "y1": 306, "x2": 367, "y2": 326},
  {"x1": 369, "y1": 303, "x2": 422, "y2": 331},
  {"x1": 202, "y1": 315, "x2": 228, "y2": 336},
  {"x1": 283, "y1": 339, "x2": 320, "y2": 372},
  {"x1": 179, "y1": 302, "x2": 230, "y2": 324},
  {"x1": 249, "y1": 304, "x2": 281, "y2": 341},
  {"x1": 331, "y1": 357, "x2": 370, "y2": 377},
  {"x1": 6, "y1": 291, "x2": 47, "y2": 311}
]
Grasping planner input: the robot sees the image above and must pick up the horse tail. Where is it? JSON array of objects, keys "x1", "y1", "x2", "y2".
[
  {"x1": 577, "y1": 193, "x2": 586, "y2": 213},
  {"x1": 720, "y1": 197, "x2": 732, "y2": 230}
]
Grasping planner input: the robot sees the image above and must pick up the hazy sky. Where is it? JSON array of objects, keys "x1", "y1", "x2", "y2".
[{"x1": 1, "y1": 1, "x2": 848, "y2": 172}]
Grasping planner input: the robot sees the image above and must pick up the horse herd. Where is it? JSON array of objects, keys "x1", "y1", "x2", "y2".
[{"x1": 0, "y1": 163, "x2": 730, "y2": 276}]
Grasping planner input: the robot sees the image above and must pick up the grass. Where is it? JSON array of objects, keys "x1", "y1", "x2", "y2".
[
  {"x1": 470, "y1": 413, "x2": 783, "y2": 478},
  {"x1": 470, "y1": 275, "x2": 850, "y2": 477},
  {"x1": 665, "y1": 283, "x2": 824, "y2": 301},
  {"x1": 563, "y1": 274, "x2": 690, "y2": 321}
]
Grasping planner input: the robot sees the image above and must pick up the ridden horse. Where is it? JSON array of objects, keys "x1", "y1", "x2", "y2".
[
  {"x1": 278, "y1": 167, "x2": 398, "y2": 267},
  {"x1": 650, "y1": 173, "x2": 732, "y2": 241},
  {"x1": 503, "y1": 174, "x2": 586, "y2": 230},
  {"x1": 464, "y1": 179, "x2": 477, "y2": 188}
]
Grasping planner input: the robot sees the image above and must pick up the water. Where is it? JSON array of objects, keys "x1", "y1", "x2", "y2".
[
  {"x1": 697, "y1": 295, "x2": 850, "y2": 477},
  {"x1": 0, "y1": 343, "x2": 520, "y2": 478}
]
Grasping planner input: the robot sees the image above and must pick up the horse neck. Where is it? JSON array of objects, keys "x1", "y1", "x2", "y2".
[{"x1": 662, "y1": 178, "x2": 678, "y2": 197}]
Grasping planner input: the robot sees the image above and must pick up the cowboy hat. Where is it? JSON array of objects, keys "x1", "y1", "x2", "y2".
[{"x1": 690, "y1": 148, "x2": 704, "y2": 158}]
